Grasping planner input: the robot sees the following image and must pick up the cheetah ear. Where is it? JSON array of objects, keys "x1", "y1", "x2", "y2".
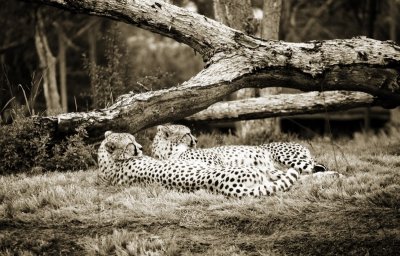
[
  {"x1": 157, "y1": 125, "x2": 169, "y2": 137},
  {"x1": 105, "y1": 131, "x2": 113, "y2": 138},
  {"x1": 157, "y1": 125, "x2": 166, "y2": 130},
  {"x1": 134, "y1": 142, "x2": 143, "y2": 156},
  {"x1": 105, "y1": 141, "x2": 116, "y2": 153}
]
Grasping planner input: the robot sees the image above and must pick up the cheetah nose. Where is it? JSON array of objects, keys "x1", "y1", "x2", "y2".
[{"x1": 313, "y1": 164, "x2": 327, "y2": 173}]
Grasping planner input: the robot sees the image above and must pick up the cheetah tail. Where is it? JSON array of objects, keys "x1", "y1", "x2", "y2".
[{"x1": 251, "y1": 168, "x2": 300, "y2": 197}]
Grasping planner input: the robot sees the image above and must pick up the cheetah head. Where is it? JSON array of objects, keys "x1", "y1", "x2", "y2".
[
  {"x1": 151, "y1": 124, "x2": 197, "y2": 159},
  {"x1": 155, "y1": 125, "x2": 197, "y2": 147},
  {"x1": 101, "y1": 131, "x2": 143, "y2": 160}
]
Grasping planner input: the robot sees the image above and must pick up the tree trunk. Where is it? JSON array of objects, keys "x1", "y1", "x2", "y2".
[
  {"x1": 213, "y1": 0, "x2": 256, "y2": 35},
  {"x1": 87, "y1": 19, "x2": 98, "y2": 108},
  {"x1": 22, "y1": 0, "x2": 400, "y2": 138},
  {"x1": 34, "y1": 9, "x2": 61, "y2": 114},
  {"x1": 389, "y1": 0, "x2": 400, "y2": 125},
  {"x1": 249, "y1": 0, "x2": 282, "y2": 137},
  {"x1": 213, "y1": 0, "x2": 258, "y2": 136},
  {"x1": 389, "y1": 0, "x2": 397, "y2": 42},
  {"x1": 57, "y1": 25, "x2": 68, "y2": 112},
  {"x1": 261, "y1": 0, "x2": 282, "y2": 40},
  {"x1": 299, "y1": 0, "x2": 334, "y2": 40},
  {"x1": 363, "y1": 0, "x2": 378, "y2": 132}
]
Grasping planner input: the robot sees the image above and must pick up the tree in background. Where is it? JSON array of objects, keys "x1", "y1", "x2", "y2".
[
  {"x1": 258, "y1": 0, "x2": 282, "y2": 134},
  {"x1": 212, "y1": 0, "x2": 282, "y2": 137},
  {"x1": 1, "y1": 0, "x2": 400, "y2": 137},
  {"x1": 34, "y1": 9, "x2": 62, "y2": 114},
  {"x1": 389, "y1": 0, "x2": 400, "y2": 125},
  {"x1": 0, "y1": 1, "x2": 37, "y2": 122},
  {"x1": 86, "y1": 21, "x2": 203, "y2": 109},
  {"x1": 0, "y1": 0, "x2": 100, "y2": 117},
  {"x1": 213, "y1": 0, "x2": 258, "y2": 137},
  {"x1": 250, "y1": 0, "x2": 283, "y2": 137},
  {"x1": 15, "y1": 0, "x2": 399, "y2": 139}
]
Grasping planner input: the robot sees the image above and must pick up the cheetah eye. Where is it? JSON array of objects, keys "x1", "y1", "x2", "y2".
[{"x1": 105, "y1": 142, "x2": 116, "y2": 153}]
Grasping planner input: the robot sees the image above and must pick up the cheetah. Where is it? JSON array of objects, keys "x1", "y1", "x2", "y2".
[
  {"x1": 151, "y1": 125, "x2": 286, "y2": 180},
  {"x1": 98, "y1": 131, "x2": 301, "y2": 198},
  {"x1": 261, "y1": 142, "x2": 327, "y2": 173},
  {"x1": 151, "y1": 125, "x2": 327, "y2": 178}
]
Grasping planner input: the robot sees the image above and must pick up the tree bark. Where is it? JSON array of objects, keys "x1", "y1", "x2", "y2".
[
  {"x1": 185, "y1": 91, "x2": 375, "y2": 122},
  {"x1": 261, "y1": 0, "x2": 282, "y2": 40},
  {"x1": 34, "y1": 9, "x2": 62, "y2": 114},
  {"x1": 22, "y1": 0, "x2": 400, "y2": 136}
]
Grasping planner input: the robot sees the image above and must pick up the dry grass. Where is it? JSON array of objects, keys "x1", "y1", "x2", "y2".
[{"x1": 1, "y1": 128, "x2": 399, "y2": 255}]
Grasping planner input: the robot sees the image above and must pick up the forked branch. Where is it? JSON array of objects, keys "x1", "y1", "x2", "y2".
[{"x1": 22, "y1": 0, "x2": 400, "y2": 135}]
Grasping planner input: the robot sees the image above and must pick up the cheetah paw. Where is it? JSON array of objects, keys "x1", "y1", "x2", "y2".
[
  {"x1": 312, "y1": 170, "x2": 343, "y2": 179},
  {"x1": 269, "y1": 169, "x2": 285, "y2": 181}
]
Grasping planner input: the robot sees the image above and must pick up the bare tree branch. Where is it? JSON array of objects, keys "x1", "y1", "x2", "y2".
[
  {"x1": 24, "y1": 0, "x2": 240, "y2": 60},
  {"x1": 185, "y1": 91, "x2": 376, "y2": 122},
  {"x1": 34, "y1": 9, "x2": 62, "y2": 113},
  {"x1": 0, "y1": 37, "x2": 30, "y2": 54}
]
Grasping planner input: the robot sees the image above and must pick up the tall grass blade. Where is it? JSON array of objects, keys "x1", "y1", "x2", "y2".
[
  {"x1": 18, "y1": 84, "x2": 31, "y2": 116},
  {"x1": 1, "y1": 97, "x2": 15, "y2": 114}
]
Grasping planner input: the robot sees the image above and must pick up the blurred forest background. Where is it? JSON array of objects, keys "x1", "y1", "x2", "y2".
[{"x1": 1, "y1": 0, "x2": 400, "y2": 136}]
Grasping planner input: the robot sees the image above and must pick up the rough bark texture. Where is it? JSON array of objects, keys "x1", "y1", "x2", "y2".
[
  {"x1": 22, "y1": 0, "x2": 400, "y2": 136},
  {"x1": 186, "y1": 91, "x2": 375, "y2": 122},
  {"x1": 34, "y1": 10, "x2": 62, "y2": 114}
]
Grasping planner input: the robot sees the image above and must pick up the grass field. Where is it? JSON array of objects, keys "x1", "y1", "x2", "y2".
[{"x1": 0, "y1": 128, "x2": 399, "y2": 255}]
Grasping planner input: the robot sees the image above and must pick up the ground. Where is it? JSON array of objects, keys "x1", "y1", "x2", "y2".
[{"x1": 0, "y1": 129, "x2": 399, "y2": 255}]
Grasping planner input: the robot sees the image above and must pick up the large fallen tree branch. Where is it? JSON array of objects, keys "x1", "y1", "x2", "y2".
[
  {"x1": 185, "y1": 91, "x2": 376, "y2": 122},
  {"x1": 23, "y1": 0, "x2": 400, "y2": 135}
]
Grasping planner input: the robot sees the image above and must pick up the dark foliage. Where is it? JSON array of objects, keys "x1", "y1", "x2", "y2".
[{"x1": 0, "y1": 118, "x2": 96, "y2": 175}]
